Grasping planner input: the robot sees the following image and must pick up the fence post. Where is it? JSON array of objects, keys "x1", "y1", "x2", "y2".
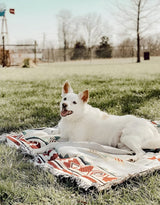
[{"x1": 34, "y1": 40, "x2": 37, "y2": 64}]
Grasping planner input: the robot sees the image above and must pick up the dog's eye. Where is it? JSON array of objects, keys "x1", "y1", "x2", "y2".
[
  {"x1": 73, "y1": 101, "x2": 77, "y2": 104},
  {"x1": 63, "y1": 97, "x2": 67, "y2": 101}
]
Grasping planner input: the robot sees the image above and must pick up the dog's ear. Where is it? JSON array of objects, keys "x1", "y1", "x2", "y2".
[
  {"x1": 62, "y1": 81, "x2": 73, "y2": 96},
  {"x1": 78, "y1": 90, "x2": 89, "y2": 103}
]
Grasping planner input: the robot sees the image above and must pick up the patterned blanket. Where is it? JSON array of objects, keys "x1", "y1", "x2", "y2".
[{"x1": 1, "y1": 121, "x2": 160, "y2": 191}]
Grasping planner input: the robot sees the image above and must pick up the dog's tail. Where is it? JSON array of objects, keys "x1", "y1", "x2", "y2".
[{"x1": 100, "y1": 144, "x2": 133, "y2": 155}]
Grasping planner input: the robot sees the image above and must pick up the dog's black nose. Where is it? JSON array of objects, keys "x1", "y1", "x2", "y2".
[{"x1": 62, "y1": 103, "x2": 67, "y2": 109}]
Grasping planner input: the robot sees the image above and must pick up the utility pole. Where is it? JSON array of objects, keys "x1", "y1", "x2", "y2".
[
  {"x1": 42, "y1": 33, "x2": 46, "y2": 50},
  {"x1": 0, "y1": 10, "x2": 8, "y2": 67},
  {"x1": 2, "y1": 35, "x2": 5, "y2": 67},
  {"x1": 42, "y1": 33, "x2": 46, "y2": 61}
]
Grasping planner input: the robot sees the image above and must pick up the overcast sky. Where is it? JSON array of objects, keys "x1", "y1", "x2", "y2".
[{"x1": 0, "y1": 0, "x2": 160, "y2": 47}]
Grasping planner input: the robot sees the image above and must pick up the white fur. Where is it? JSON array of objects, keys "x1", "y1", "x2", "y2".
[{"x1": 34, "y1": 81, "x2": 160, "y2": 161}]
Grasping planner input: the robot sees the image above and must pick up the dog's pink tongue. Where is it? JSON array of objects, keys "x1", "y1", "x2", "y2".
[{"x1": 61, "y1": 110, "x2": 68, "y2": 117}]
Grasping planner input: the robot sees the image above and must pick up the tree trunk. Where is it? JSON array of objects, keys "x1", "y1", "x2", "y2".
[
  {"x1": 64, "y1": 39, "x2": 67, "y2": 61},
  {"x1": 137, "y1": 0, "x2": 141, "y2": 63},
  {"x1": 137, "y1": 33, "x2": 140, "y2": 63}
]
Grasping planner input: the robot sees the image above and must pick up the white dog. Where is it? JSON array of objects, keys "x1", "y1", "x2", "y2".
[{"x1": 34, "y1": 81, "x2": 160, "y2": 160}]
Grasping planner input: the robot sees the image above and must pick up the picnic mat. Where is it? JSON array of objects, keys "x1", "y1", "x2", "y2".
[{"x1": 1, "y1": 121, "x2": 160, "y2": 191}]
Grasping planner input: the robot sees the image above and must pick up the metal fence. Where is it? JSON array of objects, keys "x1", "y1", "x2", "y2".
[
  {"x1": 0, "y1": 45, "x2": 160, "y2": 66},
  {"x1": 0, "y1": 41, "x2": 39, "y2": 67},
  {"x1": 41, "y1": 46, "x2": 160, "y2": 63}
]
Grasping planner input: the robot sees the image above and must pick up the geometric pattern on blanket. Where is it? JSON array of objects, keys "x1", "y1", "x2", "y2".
[
  {"x1": 3, "y1": 121, "x2": 160, "y2": 191},
  {"x1": 6, "y1": 134, "x2": 118, "y2": 190}
]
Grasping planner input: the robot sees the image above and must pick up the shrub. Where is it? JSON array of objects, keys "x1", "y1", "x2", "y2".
[
  {"x1": 22, "y1": 58, "x2": 30, "y2": 68},
  {"x1": 71, "y1": 40, "x2": 89, "y2": 60},
  {"x1": 96, "y1": 36, "x2": 112, "y2": 58}
]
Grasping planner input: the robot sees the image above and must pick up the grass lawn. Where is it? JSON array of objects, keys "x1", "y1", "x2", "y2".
[{"x1": 0, "y1": 58, "x2": 160, "y2": 204}]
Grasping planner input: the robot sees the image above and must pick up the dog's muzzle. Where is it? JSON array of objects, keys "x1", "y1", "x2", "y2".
[{"x1": 61, "y1": 103, "x2": 73, "y2": 117}]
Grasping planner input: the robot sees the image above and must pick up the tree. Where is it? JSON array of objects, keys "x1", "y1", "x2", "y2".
[
  {"x1": 114, "y1": 0, "x2": 160, "y2": 63},
  {"x1": 141, "y1": 35, "x2": 160, "y2": 56},
  {"x1": 57, "y1": 10, "x2": 76, "y2": 61},
  {"x1": 95, "y1": 36, "x2": 112, "y2": 58},
  {"x1": 116, "y1": 38, "x2": 135, "y2": 58},
  {"x1": 71, "y1": 40, "x2": 89, "y2": 60},
  {"x1": 81, "y1": 13, "x2": 103, "y2": 59}
]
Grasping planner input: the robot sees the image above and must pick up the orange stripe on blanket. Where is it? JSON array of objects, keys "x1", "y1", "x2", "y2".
[
  {"x1": 82, "y1": 175, "x2": 97, "y2": 183},
  {"x1": 7, "y1": 136, "x2": 20, "y2": 146},
  {"x1": 114, "y1": 158, "x2": 123, "y2": 163},
  {"x1": 148, "y1": 156, "x2": 160, "y2": 162},
  {"x1": 63, "y1": 158, "x2": 81, "y2": 169},
  {"x1": 148, "y1": 156, "x2": 157, "y2": 160},
  {"x1": 20, "y1": 138, "x2": 38, "y2": 149},
  {"x1": 48, "y1": 161, "x2": 60, "y2": 170},
  {"x1": 103, "y1": 176, "x2": 117, "y2": 182},
  {"x1": 48, "y1": 161, "x2": 76, "y2": 175},
  {"x1": 151, "y1": 121, "x2": 157, "y2": 125},
  {"x1": 78, "y1": 166, "x2": 94, "y2": 173}
]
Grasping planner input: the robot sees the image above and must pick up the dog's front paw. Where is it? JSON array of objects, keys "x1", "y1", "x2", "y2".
[
  {"x1": 128, "y1": 157, "x2": 137, "y2": 162},
  {"x1": 127, "y1": 152, "x2": 144, "y2": 162}
]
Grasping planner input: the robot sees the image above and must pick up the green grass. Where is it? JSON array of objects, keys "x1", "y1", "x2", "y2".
[{"x1": 0, "y1": 58, "x2": 160, "y2": 204}]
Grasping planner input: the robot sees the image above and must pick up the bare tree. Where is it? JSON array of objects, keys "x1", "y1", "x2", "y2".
[
  {"x1": 115, "y1": 38, "x2": 135, "y2": 58},
  {"x1": 114, "y1": 0, "x2": 160, "y2": 63},
  {"x1": 141, "y1": 35, "x2": 160, "y2": 56},
  {"x1": 57, "y1": 10, "x2": 77, "y2": 61},
  {"x1": 81, "y1": 13, "x2": 103, "y2": 59}
]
